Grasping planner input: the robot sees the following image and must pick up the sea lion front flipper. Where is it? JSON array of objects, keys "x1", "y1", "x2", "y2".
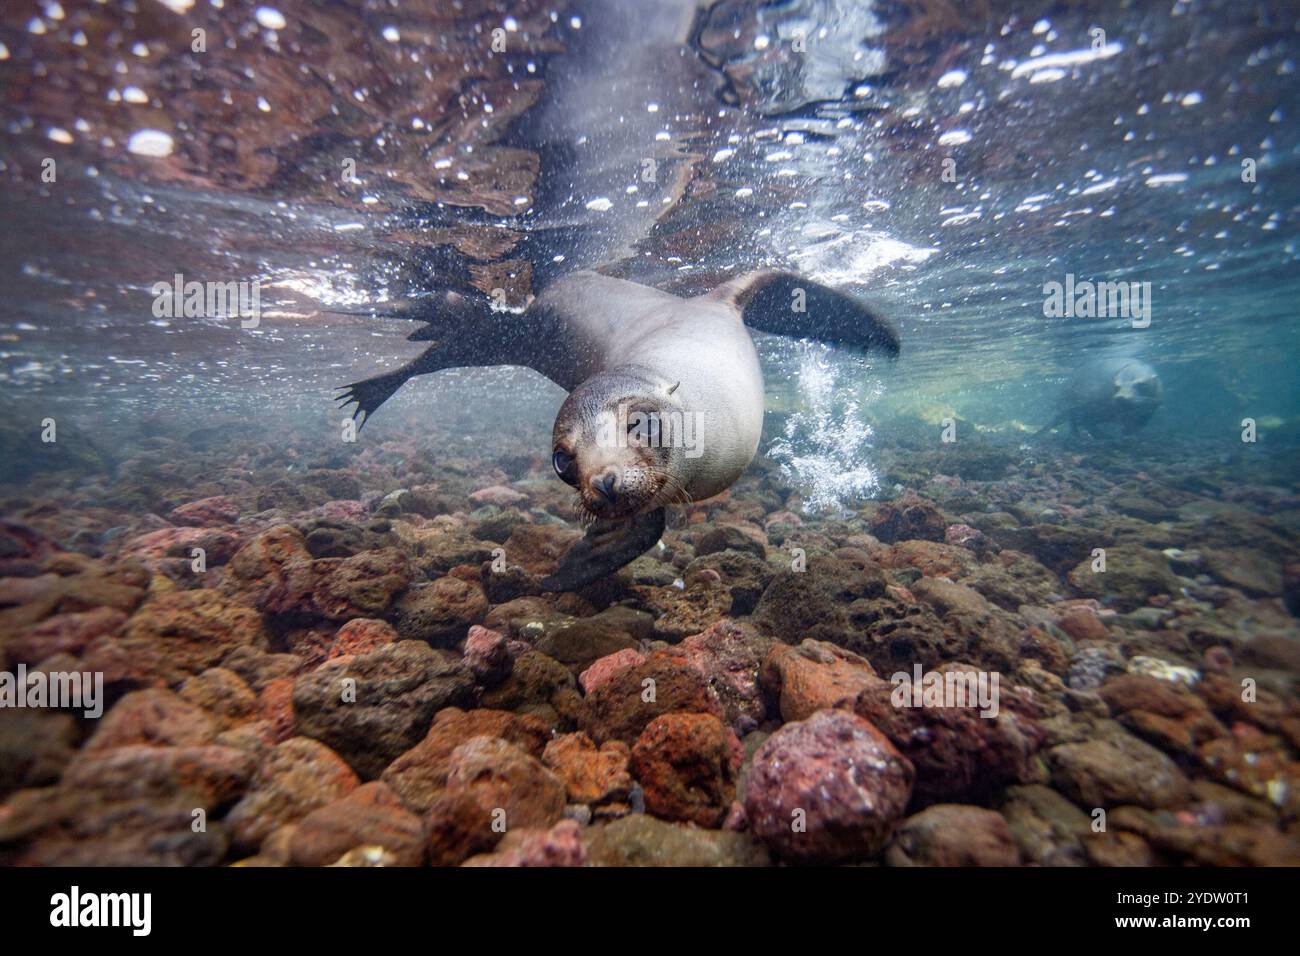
[
  {"x1": 539, "y1": 507, "x2": 666, "y2": 592},
  {"x1": 709, "y1": 270, "x2": 900, "y2": 357}
]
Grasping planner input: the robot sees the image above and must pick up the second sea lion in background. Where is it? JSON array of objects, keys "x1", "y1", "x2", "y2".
[{"x1": 1038, "y1": 356, "x2": 1162, "y2": 439}]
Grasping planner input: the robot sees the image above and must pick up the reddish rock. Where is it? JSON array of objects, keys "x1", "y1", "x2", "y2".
[
  {"x1": 630, "y1": 712, "x2": 740, "y2": 827},
  {"x1": 502, "y1": 523, "x2": 583, "y2": 575},
  {"x1": 224, "y1": 737, "x2": 360, "y2": 852},
  {"x1": 579, "y1": 648, "x2": 646, "y2": 694},
  {"x1": 1056, "y1": 604, "x2": 1110, "y2": 642},
  {"x1": 425, "y1": 736, "x2": 567, "y2": 866},
  {"x1": 258, "y1": 678, "x2": 296, "y2": 743},
  {"x1": 326, "y1": 618, "x2": 399, "y2": 661},
  {"x1": 1048, "y1": 731, "x2": 1191, "y2": 810},
  {"x1": 579, "y1": 651, "x2": 724, "y2": 746},
  {"x1": 85, "y1": 688, "x2": 219, "y2": 751},
  {"x1": 761, "y1": 639, "x2": 879, "y2": 723},
  {"x1": 1098, "y1": 673, "x2": 1227, "y2": 757},
  {"x1": 462, "y1": 819, "x2": 585, "y2": 867},
  {"x1": 382, "y1": 707, "x2": 551, "y2": 813},
  {"x1": 463, "y1": 624, "x2": 512, "y2": 687},
  {"x1": 885, "y1": 804, "x2": 1020, "y2": 866},
  {"x1": 541, "y1": 733, "x2": 633, "y2": 807},
  {"x1": 220, "y1": 524, "x2": 316, "y2": 616},
  {"x1": 469, "y1": 485, "x2": 528, "y2": 507},
  {"x1": 744, "y1": 710, "x2": 914, "y2": 864},
  {"x1": 672, "y1": 618, "x2": 768, "y2": 726},
  {"x1": 122, "y1": 526, "x2": 242, "y2": 571},
  {"x1": 169, "y1": 495, "x2": 241, "y2": 527},
  {"x1": 288, "y1": 781, "x2": 425, "y2": 867},
  {"x1": 83, "y1": 588, "x2": 270, "y2": 688},
  {"x1": 853, "y1": 666, "x2": 1044, "y2": 806},
  {"x1": 5, "y1": 607, "x2": 127, "y2": 666},
  {"x1": 62, "y1": 743, "x2": 256, "y2": 806}
]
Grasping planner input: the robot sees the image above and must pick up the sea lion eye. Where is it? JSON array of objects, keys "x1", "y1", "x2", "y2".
[{"x1": 552, "y1": 450, "x2": 577, "y2": 485}]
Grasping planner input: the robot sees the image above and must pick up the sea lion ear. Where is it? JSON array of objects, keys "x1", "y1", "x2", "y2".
[
  {"x1": 666, "y1": 381, "x2": 680, "y2": 395},
  {"x1": 706, "y1": 270, "x2": 901, "y2": 358}
]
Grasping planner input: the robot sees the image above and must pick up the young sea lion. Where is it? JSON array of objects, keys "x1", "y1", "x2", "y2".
[
  {"x1": 1037, "y1": 356, "x2": 1162, "y2": 438},
  {"x1": 337, "y1": 270, "x2": 899, "y2": 590}
]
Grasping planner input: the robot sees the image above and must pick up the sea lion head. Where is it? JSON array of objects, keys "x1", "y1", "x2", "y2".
[
  {"x1": 551, "y1": 367, "x2": 689, "y2": 521},
  {"x1": 1111, "y1": 360, "x2": 1162, "y2": 430}
]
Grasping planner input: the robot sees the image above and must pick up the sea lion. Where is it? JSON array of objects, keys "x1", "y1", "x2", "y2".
[
  {"x1": 337, "y1": 270, "x2": 899, "y2": 590},
  {"x1": 1038, "y1": 356, "x2": 1162, "y2": 438}
]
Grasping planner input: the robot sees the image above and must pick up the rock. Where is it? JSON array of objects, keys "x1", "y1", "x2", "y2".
[
  {"x1": 853, "y1": 667, "x2": 1044, "y2": 806},
  {"x1": 684, "y1": 549, "x2": 773, "y2": 614},
  {"x1": 392, "y1": 576, "x2": 488, "y2": 646},
  {"x1": 578, "y1": 649, "x2": 646, "y2": 694},
  {"x1": 501, "y1": 524, "x2": 583, "y2": 576},
  {"x1": 633, "y1": 582, "x2": 733, "y2": 643},
  {"x1": 535, "y1": 606, "x2": 651, "y2": 674},
  {"x1": 672, "y1": 618, "x2": 769, "y2": 727},
  {"x1": 885, "y1": 804, "x2": 1020, "y2": 866},
  {"x1": 326, "y1": 618, "x2": 399, "y2": 661},
  {"x1": 0, "y1": 711, "x2": 78, "y2": 797},
  {"x1": 480, "y1": 649, "x2": 582, "y2": 729},
  {"x1": 1066, "y1": 545, "x2": 1179, "y2": 612},
  {"x1": 1097, "y1": 674, "x2": 1226, "y2": 757},
  {"x1": 1201, "y1": 547, "x2": 1282, "y2": 597},
  {"x1": 61, "y1": 743, "x2": 255, "y2": 806},
  {"x1": 469, "y1": 485, "x2": 528, "y2": 507},
  {"x1": 463, "y1": 624, "x2": 513, "y2": 687},
  {"x1": 0, "y1": 788, "x2": 228, "y2": 866},
  {"x1": 292, "y1": 641, "x2": 476, "y2": 779},
  {"x1": 170, "y1": 496, "x2": 241, "y2": 527},
  {"x1": 744, "y1": 710, "x2": 914, "y2": 864},
  {"x1": 584, "y1": 814, "x2": 771, "y2": 866},
  {"x1": 5, "y1": 607, "x2": 127, "y2": 666},
  {"x1": 1056, "y1": 603, "x2": 1111, "y2": 642},
  {"x1": 578, "y1": 652, "x2": 723, "y2": 746},
  {"x1": 760, "y1": 639, "x2": 879, "y2": 723},
  {"x1": 382, "y1": 707, "x2": 551, "y2": 813},
  {"x1": 630, "y1": 713, "x2": 739, "y2": 827},
  {"x1": 998, "y1": 784, "x2": 1092, "y2": 866},
  {"x1": 310, "y1": 548, "x2": 413, "y2": 620},
  {"x1": 224, "y1": 737, "x2": 359, "y2": 852},
  {"x1": 462, "y1": 819, "x2": 586, "y2": 867},
  {"x1": 750, "y1": 554, "x2": 888, "y2": 649},
  {"x1": 84, "y1": 588, "x2": 270, "y2": 688},
  {"x1": 257, "y1": 678, "x2": 296, "y2": 743},
  {"x1": 869, "y1": 491, "x2": 946, "y2": 543},
  {"x1": 696, "y1": 524, "x2": 767, "y2": 560},
  {"x1": 161, "y1": 670, "x2": 252, "y2": 743},
  {"x1": 425, "y1": 737, "x2": 567, "y2": 866},
  {"x1": 541, "y1": 733, "x2": 633, "y2": 808},
  {"x1": 84, "y1": 688, "x2": 218, "y2": 751},
  {"x1": 1048, "y1": 729, "x2": 1191, "y2": 810},
  {"x1": 288, "y1": 781, "x2": 425, "y2": 867}
]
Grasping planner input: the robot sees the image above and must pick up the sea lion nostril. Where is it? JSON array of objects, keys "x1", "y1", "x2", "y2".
[{"x1": 594, "y1": 473, "x2": 618, "y2": 502}]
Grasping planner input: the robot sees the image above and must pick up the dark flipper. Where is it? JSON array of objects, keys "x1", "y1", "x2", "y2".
[
  {"x1": 335, "y1": 339, "x2": 470, "y2": 429},
  {"x1": 708, "y1": 270, "x2": 901, "y2": 357},
  {"x1": 1035, "y1": 410, "x2": 1066, "y2": 436},
  {"x1": 539, "y1": 507, "x2": 666, "y2": 592},
  {"x1": 334, "y1": 368, "x2": 411, "y2": 430}
]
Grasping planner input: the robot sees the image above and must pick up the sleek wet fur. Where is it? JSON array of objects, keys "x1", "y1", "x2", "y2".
[
  {"x1": 338, "y1": 270, "x2": 899, "y2": 590},
  {"x1": 1038, "y1": 356, "x2": 1162, "y2": 438}
]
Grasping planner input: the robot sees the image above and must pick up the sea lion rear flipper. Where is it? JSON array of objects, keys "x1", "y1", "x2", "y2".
[
  {"x1": 539, "y1": 508, "x2": 666, "y2": 592},
  {"x1": 709, "y1": 270, "x2": 900, "y2": 357}
]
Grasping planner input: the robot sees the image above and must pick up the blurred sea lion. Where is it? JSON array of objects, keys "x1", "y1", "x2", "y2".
[{"x1": 1038, "y1": 357, "x2": 1162, "y2": 438}]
